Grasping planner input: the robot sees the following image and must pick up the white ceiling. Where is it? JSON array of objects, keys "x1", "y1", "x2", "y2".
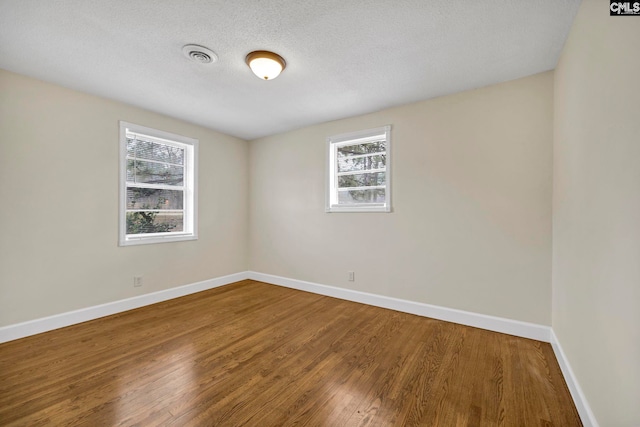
[{"x1": 0, "y1": 0, "x2": 580, "y2": 140}]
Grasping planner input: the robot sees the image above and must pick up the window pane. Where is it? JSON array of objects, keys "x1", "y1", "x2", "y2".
[
  {"x1": 127, "y1": 187, "x2": 183, "y2": 210},
  {"x1": 127, "y1": 138, "x2": 184, "y2": 165},
  {"x1": 337, "y1": 154, "x2": 386, "y2": 173},
  {"x1": 338, "y1": 139, "x2": 386, "y2": 157},
  {"x1": 338, "y1": 172, "x2": 385, "y2": 188},
  {"x1": 126, "y1": 211, "x2": 184, "y2": 234},
  {"x1": 338, "y1": 188, "x2": 386, "y2": 204},
  {"x1": 127, "y1": 159, "x2": 184, "y2": 186}
]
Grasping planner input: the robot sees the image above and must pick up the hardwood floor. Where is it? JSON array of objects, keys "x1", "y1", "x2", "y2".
[{"x1": 0, "y1": 280, "x2": 581, "y2": 426}]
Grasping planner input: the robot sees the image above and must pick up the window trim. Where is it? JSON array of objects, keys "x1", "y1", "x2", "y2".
[
  {"x1": 325, "y1": 125, "x2": 392, "y2": 213},
  {"x1": 119, "y1": 121, "x2": 198, "y2": 246}
]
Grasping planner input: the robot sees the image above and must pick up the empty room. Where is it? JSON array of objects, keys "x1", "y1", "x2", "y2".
[{"x1": 0, "y1": 0, "x2": 637, "y2": 426}]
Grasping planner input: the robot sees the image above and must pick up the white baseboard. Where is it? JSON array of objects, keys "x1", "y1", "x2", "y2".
[
  {"x1": 0, "y1": 270, "x2": 550, "y2": 345},
  {"x1": 550, "y1": 330, "x2": 599, "y2": 427},
  {"x1": 1, "y1": 270, "x2": 551, "y2": 344},
  {"x1": 0, "y1": 271, "x2": 249, "y2": 344},
  {"x1": 247, "y1": 271, "x2": 551, "y2": 342}
]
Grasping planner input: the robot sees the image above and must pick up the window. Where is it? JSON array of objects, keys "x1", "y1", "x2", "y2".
[
  {"x1": 119, "y1": 121, "x2": 198, "y2": 246},
  {"x1": 326, "y1": 125, "x2": 391, "y2": 213}
]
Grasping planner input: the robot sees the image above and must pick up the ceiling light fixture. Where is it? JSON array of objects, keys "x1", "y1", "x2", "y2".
[{"x1": 245, "y1": 51, "x2": 286, "y2": 80}]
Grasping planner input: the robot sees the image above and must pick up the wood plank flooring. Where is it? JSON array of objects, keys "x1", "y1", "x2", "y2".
[{"x1": 0, "y1": 280, "x2": 581, "y2": 426}]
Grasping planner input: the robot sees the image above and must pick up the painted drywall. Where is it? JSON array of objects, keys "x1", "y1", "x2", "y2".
[
  {"x1": 552, "y1": 0, "x2": 640, "y2": 425},
  {"x1": 249, "y1": 72, "x2": 553, "y2": 325},
  {"x1": 0, "y1": 69, "x2": 249, "y2": 326}
]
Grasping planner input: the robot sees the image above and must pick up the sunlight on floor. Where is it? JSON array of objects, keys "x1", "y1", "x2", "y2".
[{"x1": 115, "y1": 343, "x2": 197, "y2": 424}]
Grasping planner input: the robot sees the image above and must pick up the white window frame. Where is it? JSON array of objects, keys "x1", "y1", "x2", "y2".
[
  {"x1": 119, "y1": 121, "x2": 198, "y2": 246},
  {"x1": 326, "y1": 125, "x2": 392, "y2": 213}
]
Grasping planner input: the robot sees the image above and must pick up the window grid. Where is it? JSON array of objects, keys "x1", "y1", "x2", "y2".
[
  {"x1": 326, "y1": 126, "x2": 391, "y2": 213},
  {"x1": 119, "y1": 122, "x2": 198, "y2": 246}
]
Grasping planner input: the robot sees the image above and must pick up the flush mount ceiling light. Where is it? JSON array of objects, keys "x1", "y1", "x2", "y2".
[
  {"x1": 245, "y1": 51, "x2": 286, "y2": 80},
  {"x1": 182, "y1": 44, "x2": 218, "y2": 64}
]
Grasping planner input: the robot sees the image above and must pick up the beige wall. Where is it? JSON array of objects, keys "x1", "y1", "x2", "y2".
[
  {"x1": 0, "y1": 69, "x2": 249, "y2": 326},
  {"x1": 249, "y1": 72, "x2": 553, "y2": 325},
  {"x1": 553, "y1": 0, "x2": 640, "y2": 425}
]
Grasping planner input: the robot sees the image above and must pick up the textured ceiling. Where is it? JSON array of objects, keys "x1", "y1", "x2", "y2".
[{"x1": 0, "y1": 0, "x2": 580, "y2": 140}]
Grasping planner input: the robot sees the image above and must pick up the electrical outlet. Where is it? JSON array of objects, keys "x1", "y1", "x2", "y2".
[
  {"x1": 348, "y1": 271, "x2": 355, "y2": 282},
  {"x1": 133, "y1": 276, "x2": 143, "y2": 287}
]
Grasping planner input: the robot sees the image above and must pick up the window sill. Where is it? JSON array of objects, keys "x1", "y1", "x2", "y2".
[
  {"x1": 119, "y1": 234, "x2": 197, "y2": 246},
  {"x1": 326, "y1": 205, "x2": 391, "y2": 213}
]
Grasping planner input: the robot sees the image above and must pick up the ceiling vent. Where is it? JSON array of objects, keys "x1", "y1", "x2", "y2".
[{"x1": 182, "y1": 44, "x2": 218, "y2": 64}]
